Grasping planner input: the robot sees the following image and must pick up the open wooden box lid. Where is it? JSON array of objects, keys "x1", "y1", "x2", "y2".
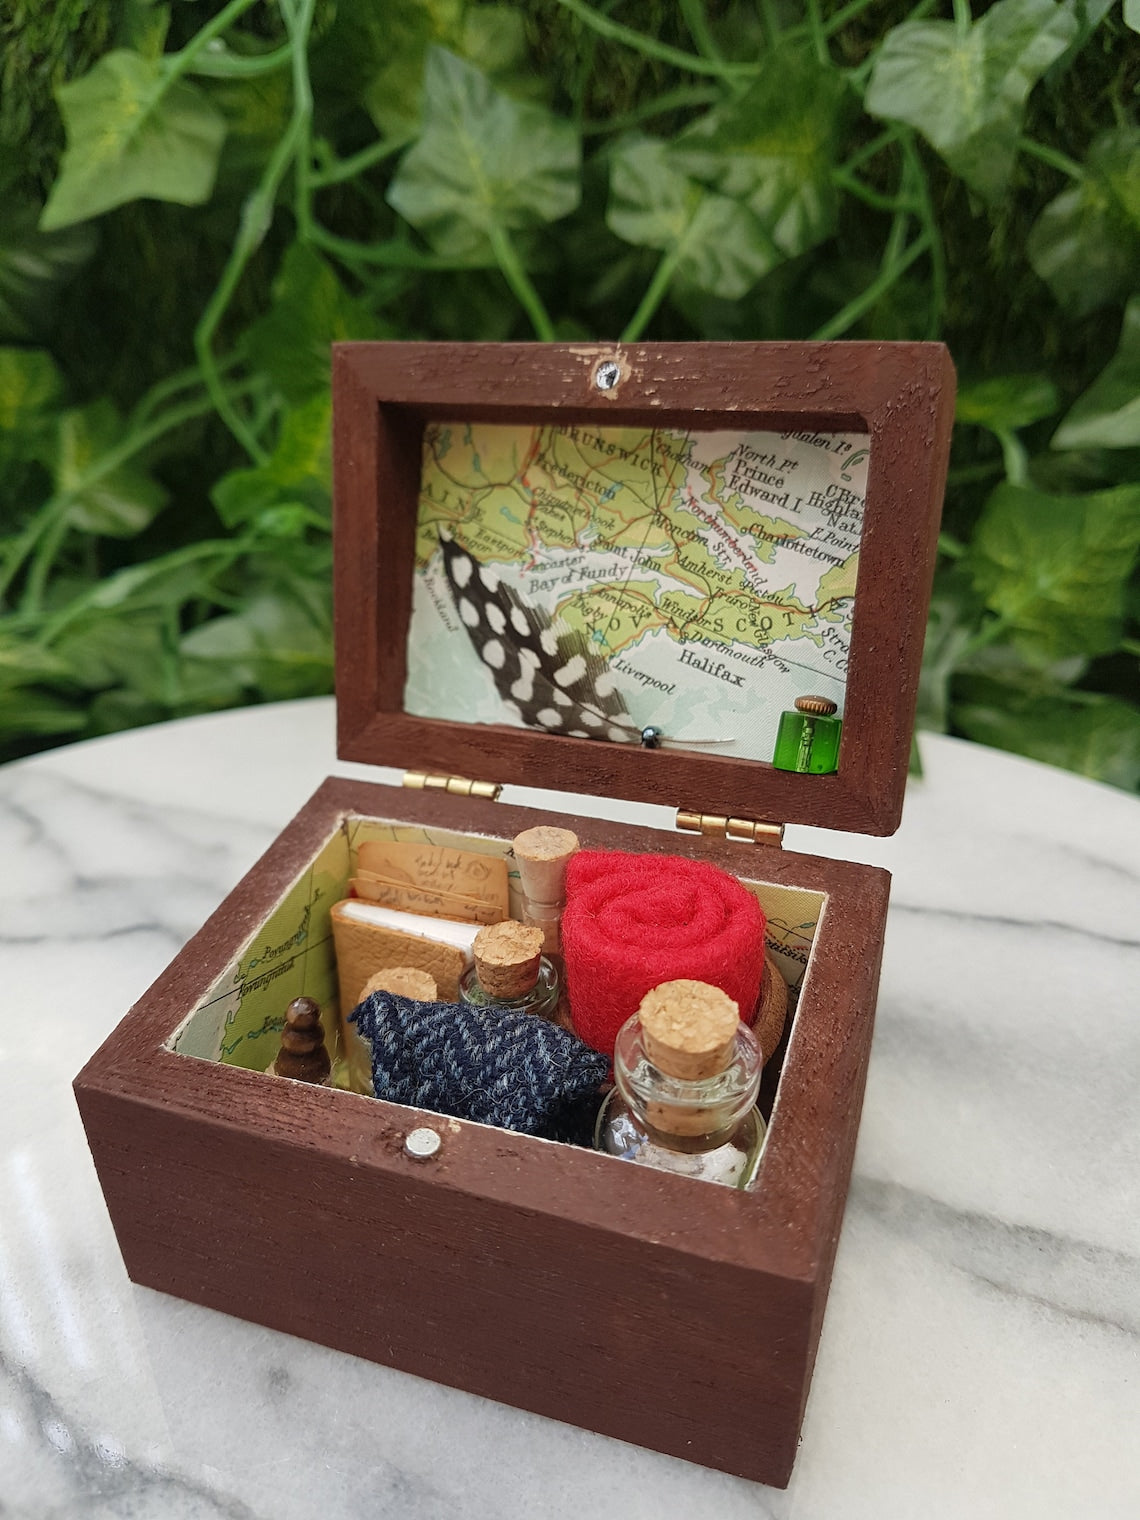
[{"x1": 332, "y1": 341, "x2": 954, "y2": 836}]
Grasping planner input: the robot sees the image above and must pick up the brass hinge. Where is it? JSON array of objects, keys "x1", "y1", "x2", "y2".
[
  {"x1": 402, "y1": 771, "x2": 502, "y2": 802},
  {"x1": 675, "y1": 809, "x2": 784, "y2": 847}
]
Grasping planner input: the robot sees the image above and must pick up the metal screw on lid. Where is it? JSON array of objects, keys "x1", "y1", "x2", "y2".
[
  {"x1": 794, "y1": 695, "x2": 838, "y2": 717},
  {"x1": 404, "y1": 1127, "x2": 442, "y2": 1161},
  {"x1": 593, "y1": 360, "x2": 621, "y2": 391}
]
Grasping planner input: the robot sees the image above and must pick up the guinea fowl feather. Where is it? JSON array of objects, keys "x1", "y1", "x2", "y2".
[{"x1": 439, "y1": 532, "x2": 639, "y2": 743}]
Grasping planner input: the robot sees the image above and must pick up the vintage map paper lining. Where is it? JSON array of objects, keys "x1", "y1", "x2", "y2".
[
  {"x1": 404, "y1": 421, "x2": 868, "y2": 765},
  {"x1": 169, "y1": 815, "x2": 826, "y2": 1071}
]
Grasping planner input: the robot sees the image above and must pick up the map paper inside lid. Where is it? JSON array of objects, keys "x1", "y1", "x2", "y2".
[
  {"x1": 332, "y1": 342, "x2": 955, "y2": 837},
  {"x1": 406, "y1": 421, "x2": 866, "y2": 767}
]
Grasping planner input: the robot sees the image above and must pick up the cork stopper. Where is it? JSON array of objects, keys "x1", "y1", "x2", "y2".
[
  {"x1": 794, "y1": 694, "x2": 838, "y2": 717},
  {"x1": 473, "y1": 919, "x2": 545, "y2": 1000},
  {"x1": 513, "y1": 826, "x2": 578, "y2": 954},
  {"x1": 638, "y1": 980, "x2": 740, "y2": 1081},
  {"x1": 513, "y1": 826, "x2": 579, "y2": 905},
  {"x1": 360, "y1": 966, "x2": 438, "y2": 1002},
  {"x1": 270, "y1": 997, "x2": 332, "y2": 1085}
]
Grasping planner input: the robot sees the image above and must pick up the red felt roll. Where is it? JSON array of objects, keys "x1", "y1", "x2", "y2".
[{"x1": 561, "y1": 850, "x2": 768, "y2": 1056}]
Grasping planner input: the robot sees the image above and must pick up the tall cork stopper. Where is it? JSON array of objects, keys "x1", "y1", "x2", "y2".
[
  {"x1": 360, "y1": 966, "x2": 438, "y2": 1002},
  {"x1": 512, "y1": 826, "x2": 578, "y2": 953},
  {"x1": 270, "y1": 996, "x2": 332, "y2": 1085},
  {"x1": 473, "y1": 919, "x2": 545, "y2": 1000},
  {"x1": 638, "y1": 980, "x2": 740, "y2": 1081},
  {"x1": 513, "y1": 826, "x2": 579, "y2": 902}
]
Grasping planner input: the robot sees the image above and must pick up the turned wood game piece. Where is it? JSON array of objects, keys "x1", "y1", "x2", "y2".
[{"x1": 269, "y1": 997, "x2": 332, "y2": 1085}]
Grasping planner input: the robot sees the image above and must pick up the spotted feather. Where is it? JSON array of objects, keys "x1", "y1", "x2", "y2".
[{"x1": 439, "y1": 532, "x2": 637, "y2": 743}]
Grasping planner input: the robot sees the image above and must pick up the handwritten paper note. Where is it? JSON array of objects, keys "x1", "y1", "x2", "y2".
[{"x1": 352, "y1": 841, "x2": 509, "y2": 925}]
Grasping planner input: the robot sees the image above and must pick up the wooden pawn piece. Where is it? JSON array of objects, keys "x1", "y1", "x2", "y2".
[
  {"x1": 270, "y1": 997, "x2": 332, "y2": 1085},
  {"x1": 360, "y1": 967, "x2": 438, "y2": 1002},
  {"x1": 473, "y1": 920, "x2": 545, "y2": 1001},
  {"x1": 512, "y1": 826, "x2": 579, "y2": 954}
]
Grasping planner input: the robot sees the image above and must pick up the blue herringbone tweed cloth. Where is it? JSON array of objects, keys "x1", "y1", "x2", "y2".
[{"x1": 350, "y1": 991, "x2": 610, "y2": 1143}]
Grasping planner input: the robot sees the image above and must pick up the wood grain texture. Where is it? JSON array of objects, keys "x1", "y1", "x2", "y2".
[
  {"x1": 75, "y1": 776, "x2": 888, "y2": 1487},
  {"x1": 331, "y1": 341, "x2": 955, "y2": 835}
]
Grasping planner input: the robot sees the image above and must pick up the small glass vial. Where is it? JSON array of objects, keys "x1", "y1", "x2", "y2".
[
  {"x1": 595, "y1": 980, "x2": 766, "y2": 1189},
  {"x1": 458, "y1": 919, "x2": 561, "y2": 1021},
  {"x1": 512, "y1": 824, "x2": 579, "y2": 956},
  {"x1": 772, "y1": 695, "x2": 842, "y2": 774}
]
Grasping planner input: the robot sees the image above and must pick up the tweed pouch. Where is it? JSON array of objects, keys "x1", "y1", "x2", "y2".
[{"x1": 350, "y1": 990, "x2": 611, "y2": 1144}]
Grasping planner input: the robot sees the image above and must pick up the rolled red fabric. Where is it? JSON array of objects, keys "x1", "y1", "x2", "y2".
[{"x1": 561, "y1": 850, "x2": 768, "y2": 1056}]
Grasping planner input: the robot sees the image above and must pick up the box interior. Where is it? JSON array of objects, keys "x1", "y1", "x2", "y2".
[{"x1": 169, "y1": 813, "x2": 825, "y2": 1125}]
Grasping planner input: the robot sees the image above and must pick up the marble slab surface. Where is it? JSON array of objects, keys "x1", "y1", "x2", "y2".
[{"x1": 1, "y1": 698, "x2": 1138, "y2": 1518}]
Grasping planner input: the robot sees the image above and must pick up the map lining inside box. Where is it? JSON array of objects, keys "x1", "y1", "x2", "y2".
[{"x1": 405, "y1": 421, "x2": 867, "y2": 767}]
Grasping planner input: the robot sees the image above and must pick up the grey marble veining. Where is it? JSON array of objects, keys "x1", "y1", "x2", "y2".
[{"x1": 2, "y1": 697, "x2": 1138, "y2": 1518}]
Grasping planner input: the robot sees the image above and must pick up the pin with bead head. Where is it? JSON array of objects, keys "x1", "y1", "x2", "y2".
[{"x1": 269, "y1": 997, "x2": 333, "y2": 1085}]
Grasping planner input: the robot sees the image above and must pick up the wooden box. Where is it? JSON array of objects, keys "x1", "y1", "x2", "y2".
[{"x1": 75, "y1": 341, "x2": 954, "y2": 1488}]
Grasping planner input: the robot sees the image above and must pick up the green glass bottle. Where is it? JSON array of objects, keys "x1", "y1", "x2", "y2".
[{"x1": 772, "y1": 695, "x2": 842, "y2": 774}]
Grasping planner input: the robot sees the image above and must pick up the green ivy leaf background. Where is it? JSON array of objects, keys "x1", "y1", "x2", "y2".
[
  {"x1": 41, "y1": 50, "x2": 227, "y2": 228},
  {"x1": 0, "y1": 0, "x2": 1138, "y2": 797},
  {"x1": 865, "y1": 0, "x2": 1076, "y2": 204}
]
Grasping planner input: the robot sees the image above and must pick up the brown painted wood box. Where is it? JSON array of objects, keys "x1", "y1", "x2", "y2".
[{"x1": 75, "y1": 341, "x2": 954, "y2": 1488}]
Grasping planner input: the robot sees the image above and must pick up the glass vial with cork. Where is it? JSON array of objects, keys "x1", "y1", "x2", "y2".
[
  {"x1": 512, "y1": 826, "x2": 579, "y2": 955},
  {"x1": 458, "y1": 920, "x2": 561, "y2": 1020},
  {"x1": 594, "y1": 980, "x2": 766, "y2": 1189},
  {"x1": 771, "y1": 695, "x2": 842, "y2": 774}
]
